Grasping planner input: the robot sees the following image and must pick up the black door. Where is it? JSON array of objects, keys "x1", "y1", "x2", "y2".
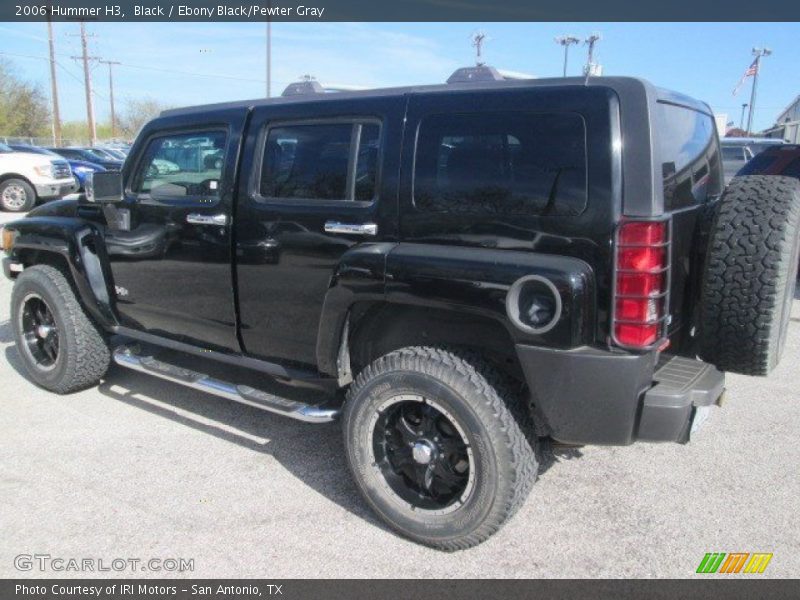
[
  {"x1": 108, "y1": 109, "x2": 248, "y2": 352},
  {"x1": 235, "y1": 96, "x2": 405, "y2": 369}
]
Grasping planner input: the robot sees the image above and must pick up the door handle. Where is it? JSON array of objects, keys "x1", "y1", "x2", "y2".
[
  {"x1": 324, "y1": 221, "x2": 378, "y2": 236},
  {"x1": 187, "y1": 213, "x2": 228, "y2": 226}
]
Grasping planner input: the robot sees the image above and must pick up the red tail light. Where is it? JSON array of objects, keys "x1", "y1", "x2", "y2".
[{"x1": 613, "y1": 220, "x2": 669, "y2": 349}]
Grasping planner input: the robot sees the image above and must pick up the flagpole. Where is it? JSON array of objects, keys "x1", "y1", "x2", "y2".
[{"x1": 746, "y1": 47, "x2": 771, "y2": 135}]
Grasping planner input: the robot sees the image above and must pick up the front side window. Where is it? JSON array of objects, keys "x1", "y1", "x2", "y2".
[
  {"x1": 413, "y1": 112, "x2": 587, "y2": 216},
  {"x1": 132, "y1": 130, "x2": 227, "y2": 198},
  {"x1": 260, "y1": 121, "x2": 380, "y2": 202}
]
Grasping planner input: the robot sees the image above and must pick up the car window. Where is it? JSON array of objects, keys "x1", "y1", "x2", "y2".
[
  {"x1": 259, "y1": 121, "x2": 380, "y2": 202},
  {"x1": 132, "y1": 130, "x2": 227, "y2": 199},
  {"x1": 721, "y1": 146, "x2": 744, "y2": 161},
  {"x1": 413, "y1": 112, "x2": 587, "y2": 216},
  {"x1": 737, "y1": 151, "x2": 779, "y2": 175},
  {"x1": 782, "y1": 157, "x2": 800, "y2": 178}
]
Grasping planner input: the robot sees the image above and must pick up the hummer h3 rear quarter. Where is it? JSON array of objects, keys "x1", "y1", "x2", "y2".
[{"x1": 3, "y1": 71, "x2": 800, "y2": 551}]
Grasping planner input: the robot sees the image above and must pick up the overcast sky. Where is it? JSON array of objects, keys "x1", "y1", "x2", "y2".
[{"x1": 1, "y1": 21, "x2": 797, "y2": 131}]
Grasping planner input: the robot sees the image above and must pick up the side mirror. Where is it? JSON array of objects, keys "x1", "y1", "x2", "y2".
[{"x1": 85, "y1": 171, "x2": 123, "y2": 203}]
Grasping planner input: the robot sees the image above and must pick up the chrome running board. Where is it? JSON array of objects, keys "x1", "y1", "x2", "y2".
[{"x1": 112, "y1": 346, "x2": 340, "y2": 424}]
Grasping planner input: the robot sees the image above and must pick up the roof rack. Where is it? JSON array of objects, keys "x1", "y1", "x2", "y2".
[
  {"x1": 446, "y1": 65, "x2": 535, "y2": 84},
  {"x1": 281, "y1": 76, "x2": 369, "y2": 97}
]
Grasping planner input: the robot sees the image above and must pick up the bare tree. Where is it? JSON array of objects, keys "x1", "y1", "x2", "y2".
[
  {"x1": 0, "y1": 59, "x2": 51, "y2": 138},
  {"x1": 117, "y1": 97, "x2": 171, "y2": 139}
]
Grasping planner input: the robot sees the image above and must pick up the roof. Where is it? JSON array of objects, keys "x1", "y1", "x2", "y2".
[
  {"x1": 776, "y1": 94, "x2": 800, "y2": 122},
  {"x1": 159, "y1": 75, "x2": 712, "y2": 119}
]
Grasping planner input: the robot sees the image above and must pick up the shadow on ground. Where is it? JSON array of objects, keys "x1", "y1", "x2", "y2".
[{"x1": 3, "y1": 325, "x2": 577, "y2": 535}]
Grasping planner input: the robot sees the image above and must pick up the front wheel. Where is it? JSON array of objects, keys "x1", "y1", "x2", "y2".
[
  {"x1": 0, "y1": 178, "x2": 36, "y2": 212},
  {"x1": 343, "y1": 346, "x2": 538, "y2": 551},
  {"x1": 11, "y1": 265, "x2": 110, "y2": 393}
]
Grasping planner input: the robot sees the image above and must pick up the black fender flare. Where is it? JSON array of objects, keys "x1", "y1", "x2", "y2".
[
  {"x1": 6, "y1": 216, "x2": 118, "y2": 330},
  {"x1": 316, "y1": 241, "x2": 595, "y2": 379}
]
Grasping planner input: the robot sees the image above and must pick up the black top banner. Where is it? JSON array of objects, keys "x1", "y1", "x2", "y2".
[{"x1": 3, "y1": 0, "x2": 800, "y2": 22}]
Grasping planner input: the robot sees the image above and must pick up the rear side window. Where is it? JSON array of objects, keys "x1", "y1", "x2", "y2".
[
  {"x1": 722, "y1": 146, "x2": 745, "y2": 161},
  {"x1": 413, "y1": 112, "x2": 587, "y2": 216},
  {"x1": 260, "y1": 121, "x2": 380, "y2": 202},
  {"x1": 737, "y1": 150, "x2": 779, "y2": 175},
  {"x1": 782, "y1": 157, "x2": 800, "y2": 178},
  {"x1": 656, "y1": 102, "x2": 721, "y2": 209}
]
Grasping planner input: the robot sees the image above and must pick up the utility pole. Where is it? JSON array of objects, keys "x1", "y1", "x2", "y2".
[
  {"x1": 746, "y1": 47, "x2": 771, "y2": 135},
  {"x1": 265, "y1": 20, "x2": 271, "y2": 97},
  {"x1": 584, "y1": 34, "x2": 602, "y2": 78},
  {"x1": 471, "y1": 31, "x2": 487, "y2": 66},
  {"x1": 554, "y1": 35, "x2": 580, "y2": 77},
  {"x1": 100, "y1": 60, "x2": 121, "y2": 138},
  {"x1": 70, "y1": 23, "x2": 99, "y2": 145},
  {"x1": 46, "y1": 19, "x2": 62, "y2": 146},
  {"x1": 740, "y1": 103, "x2": 748, "y2": 130}
]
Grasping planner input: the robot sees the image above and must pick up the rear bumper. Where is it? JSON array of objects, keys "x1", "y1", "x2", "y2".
[{"x1": 515, "y1": 345, "x2": 724, "y2": 445}]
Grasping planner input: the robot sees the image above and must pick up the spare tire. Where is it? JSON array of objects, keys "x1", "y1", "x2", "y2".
[{"x1": 699, "y1": 175, "x2": 800, "y2": 375}]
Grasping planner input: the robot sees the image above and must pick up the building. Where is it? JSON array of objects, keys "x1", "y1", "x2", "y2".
[{"x1": 764, "y1": 94, "x2": 800, "y2": 143}]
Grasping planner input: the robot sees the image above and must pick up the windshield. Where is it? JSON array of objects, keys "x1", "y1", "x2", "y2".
[{"x1": 0, "y1": 143, "x2": 13, "y2": 153}]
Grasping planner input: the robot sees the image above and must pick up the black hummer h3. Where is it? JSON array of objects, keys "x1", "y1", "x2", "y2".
[{"x1": 3, "y1": 68, "x2": 800, "y2": 550}]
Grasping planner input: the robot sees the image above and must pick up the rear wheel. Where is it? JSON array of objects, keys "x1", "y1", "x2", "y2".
[
  {"x1": 699, "y1": 175, "x2": 800, "y2": 375},
  {"x1": 11, "y1": 265, "x2": 110, "y2": 393},
  {"x1": 343, "y1": 346, "x2": 538, "y2": 551},
  {"x1": 0, "y1": 178, "x2": 36, "y2": 212}
]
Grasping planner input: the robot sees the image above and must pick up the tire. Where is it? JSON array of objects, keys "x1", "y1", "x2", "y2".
[
  {"x1": 0, "y1": 178, "x2": 37, "y2": 212},
  {"x1": 699, "y1": 175, "x2": 800, "y2": 375},
  {"x1": 11, "y1": 264, "x2": 110, "y2": 393},
  {"x1": 343, "y1": 346, "x2": 538, "y2": 551}
]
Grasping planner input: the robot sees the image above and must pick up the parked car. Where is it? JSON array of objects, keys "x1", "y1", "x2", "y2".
[
  {"x1": 0, "y1": 143, "x2": 77, "y2": 212},
  {"x1": 46, "y1": 147, "x2": 123, "y2": 171},
  {"x1": 95, "y1": 146, "x2": 128, "y2": 161},
  {"x1": 3, "y1": 71, "x2": 799, "y2": 550},
  {"x1": 721, "y1": 137, "x2": 785, "y2": 183},
  {"x1": 736, "y1": 144, "x2": 800, "y2": 179},
  {"x1": 8, "y1": 145, "x2": 106, "y2": 192}
]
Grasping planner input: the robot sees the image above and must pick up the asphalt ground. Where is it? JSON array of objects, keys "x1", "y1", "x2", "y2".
[{"x1": 1, "y1": 209, "x2": 799, "y2": 578}]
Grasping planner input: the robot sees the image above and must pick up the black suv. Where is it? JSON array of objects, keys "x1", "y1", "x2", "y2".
[{"x1": 3, "y1": 69, "x2": 799, "y2": 550}]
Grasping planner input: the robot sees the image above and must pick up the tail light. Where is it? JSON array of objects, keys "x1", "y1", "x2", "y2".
[{"x1": 612, "y1": 220, "x2": 670, "y2": 349}]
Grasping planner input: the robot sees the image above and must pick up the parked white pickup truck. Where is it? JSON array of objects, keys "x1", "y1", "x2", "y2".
[{"x1": 0, "y1": 143, "x2": 77, "y2": 212}]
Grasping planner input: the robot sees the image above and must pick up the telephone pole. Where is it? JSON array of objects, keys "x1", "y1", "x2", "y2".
[
  {"x1": 100, "y1": 60, "x2": 121, "y2": 138},
  {"x1": 46, "y1": 19, "x2": 62, "y2": 146},
  {"x1": 555, "y1": 35, "x2": 580, "y2": 77},
  {"x1": 746, "y1": 47, "x2": 771, "y2": 135},
  {"x1": 70, "y1": 23, "x2": 98, "y2": 145}
]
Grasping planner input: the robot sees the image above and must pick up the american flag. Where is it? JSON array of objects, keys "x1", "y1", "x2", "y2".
[{"x1": 732, "y1": 58, "x2": 759, "y2": 96}]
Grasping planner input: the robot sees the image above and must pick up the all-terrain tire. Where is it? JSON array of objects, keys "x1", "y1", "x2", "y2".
[
  {"x1": 343, "y1": 346, "x2": 538, "y2": 551},
  {"x1": 0, "y1": 178, "x2": 37, "y2": 212},
  {"x1": 699, "y1": 175, "x2": 800, "y2": 375},
  {"x1": 11, "y1": 264, "x2": 110, "y2": 393}
]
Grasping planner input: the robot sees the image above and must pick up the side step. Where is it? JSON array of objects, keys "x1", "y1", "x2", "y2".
[{"x1": 112, "y1": 346, "x2": 341, "y2": 423}]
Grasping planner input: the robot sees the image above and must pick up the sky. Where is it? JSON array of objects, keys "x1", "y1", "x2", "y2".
[{"x1": 1, "y1": 21, "x2": 798, "y2": 132}]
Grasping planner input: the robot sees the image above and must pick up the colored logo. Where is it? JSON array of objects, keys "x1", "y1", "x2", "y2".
[{"x1": 696, "y1": 552, "x2": 773, "y2": 574}]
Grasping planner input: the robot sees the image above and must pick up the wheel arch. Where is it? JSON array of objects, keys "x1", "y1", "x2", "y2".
[{"x1": 6, "y1": 217, "x2": 118, "y2": 330}]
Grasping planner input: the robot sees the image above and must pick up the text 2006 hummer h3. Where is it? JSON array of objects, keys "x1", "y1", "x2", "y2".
[{"x1": 3, "y1": 69, "x2": 800, "y2": 550}]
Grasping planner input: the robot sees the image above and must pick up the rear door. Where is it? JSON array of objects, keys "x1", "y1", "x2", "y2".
[
  {"x1": 234, "y1": 95, "x2": 404, "y2": 368},
  {"x1": 108, "y1": 108, "x2": 248, "y2": 352}
]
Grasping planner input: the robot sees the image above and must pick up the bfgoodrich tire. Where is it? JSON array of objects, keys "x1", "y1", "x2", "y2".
[
  {"x1": 11, "y1": 265, "x2": 110, "y2": 393},
  {"x1": 699, "y1": 175, "x2": 800, "y2": 376},
  {"x1": 343, "y1": 346, "x2": 538, "y2": 551}
]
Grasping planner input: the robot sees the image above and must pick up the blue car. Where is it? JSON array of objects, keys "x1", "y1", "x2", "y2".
[{"x1": 9, "y1": 145, "x2": 107, "y2": 192}]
